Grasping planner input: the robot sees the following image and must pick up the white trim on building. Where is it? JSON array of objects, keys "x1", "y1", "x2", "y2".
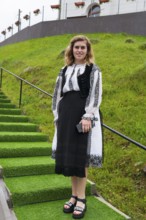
[{"x1": 59, "y1": 0, "x2": 146, "y2": 19}]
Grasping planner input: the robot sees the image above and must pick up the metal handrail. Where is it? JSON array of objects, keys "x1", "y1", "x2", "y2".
[
  {"x1": 102, "y1": 124, "x2": 146, "y2": 151},
  {"x1": 0, "y1": 67, "x2": 52, "y2": 107},
  {"x1": 0, "y1": 67, "x2": 145, "y2": 151}
]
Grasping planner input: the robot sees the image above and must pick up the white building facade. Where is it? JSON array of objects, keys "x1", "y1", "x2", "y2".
[{"x1": 58, "y1": 0, "x2": 146, "y2": 19}]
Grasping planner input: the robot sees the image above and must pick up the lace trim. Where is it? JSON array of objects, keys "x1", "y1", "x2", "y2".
[
  {"x1": 85, "y1": 64, "x2": 101, "y2": 108},
  {"x1": 52, "y1": 68, "x2": 63, "y2": 111},
  {"x1": 85, "y1": 69, "x2": 94, "y2": 107},
  {"x1": 93, "y1": 71, "x2": 100, "y2": 107},
  {"x1": 52, "y1": 77, "x2": 60, "y2": 110},
  {"x1": 52, "y1": 150, "x2": 102, "y2": 167},
  {"x1": 86, "y1": 154, "x2": 102, "y2": 167},
  {"x1": 52, "y1": 150, "x2": 56, "y2": 159}
]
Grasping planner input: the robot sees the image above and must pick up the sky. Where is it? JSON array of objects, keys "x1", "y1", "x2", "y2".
[{"x1": 0, "y1": 0, "x2": 59, "y2": 41}]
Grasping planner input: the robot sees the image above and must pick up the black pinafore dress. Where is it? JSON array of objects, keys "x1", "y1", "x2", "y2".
[{"x1": 55, "y1": 65, "x2": 93, "y2": 178}]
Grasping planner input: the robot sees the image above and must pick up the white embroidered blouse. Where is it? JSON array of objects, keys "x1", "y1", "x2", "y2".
[{"x1": 52, "y1": 64, "x2": 102, "y2": 122}]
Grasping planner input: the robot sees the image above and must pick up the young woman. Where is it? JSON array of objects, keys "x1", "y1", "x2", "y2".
[{"x1": 52, "y1": 35, "x2": 103, "y2": 219}]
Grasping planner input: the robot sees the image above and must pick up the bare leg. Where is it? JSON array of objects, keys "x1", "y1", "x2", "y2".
[
  {"x1": 71, "y1": 176, "x2": 78, "y2": 196},
  {"x1": 73, "y1": 168, "x2": 88, "y2": 214},
  {"x1": 64, "y1": 169, "x2": 88, "y2": 212},
  {"x1": 64, "y1": 176, "x2": 78, "y2": 209}
]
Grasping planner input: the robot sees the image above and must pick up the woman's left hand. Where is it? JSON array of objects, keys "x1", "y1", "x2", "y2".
[{"x1": 80, "y1": 119, "x2": 92, "y2": 133}]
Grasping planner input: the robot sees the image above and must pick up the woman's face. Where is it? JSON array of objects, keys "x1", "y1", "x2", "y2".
[{"x1": 73, "y1": 40, "x2": 88, "y2": 64}]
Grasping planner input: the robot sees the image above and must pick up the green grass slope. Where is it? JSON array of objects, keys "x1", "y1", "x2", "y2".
[
  {"x1": 0, "y1": 33, "x2": 146, "y2": 220},
  {"x1": 0, "y1": 91, "x2": 127, "y2": 220},
  {"x1": 14, "y1": 196, "x2": 126, "y2": 220}
]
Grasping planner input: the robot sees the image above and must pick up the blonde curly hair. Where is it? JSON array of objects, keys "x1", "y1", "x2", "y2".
[{"x1": 65, "y1": 35, "x2": 95, "y2": 66}]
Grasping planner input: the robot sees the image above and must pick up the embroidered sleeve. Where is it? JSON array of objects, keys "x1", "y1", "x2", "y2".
[
  {"x1": 52, "y1": 72, "x2": 63, "y2": 122},
  {"x1": 83, "y1": 69, "x2": 102, "y2": 119}
]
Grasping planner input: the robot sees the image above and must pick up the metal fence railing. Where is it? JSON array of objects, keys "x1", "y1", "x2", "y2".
[{"x1": 0, "y1": 66, "x2": 145, "y2": 151}]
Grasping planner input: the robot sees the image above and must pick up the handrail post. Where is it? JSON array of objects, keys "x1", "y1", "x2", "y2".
[
  {"x1": 19, "y1": 80, "x2": 23, "y2": 107},
  {"x1": 0, "y1": 68, "x2": 3, "y2": 88}
]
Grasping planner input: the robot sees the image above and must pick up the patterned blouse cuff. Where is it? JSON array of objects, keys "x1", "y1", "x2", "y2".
[{"x1": 82, "y1": 113, "x2": 94, "y2": 120}]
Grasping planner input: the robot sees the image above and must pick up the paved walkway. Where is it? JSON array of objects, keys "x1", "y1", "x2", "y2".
[{"x1": 0, "y1": 183, "x2": 16, "y2": 220}]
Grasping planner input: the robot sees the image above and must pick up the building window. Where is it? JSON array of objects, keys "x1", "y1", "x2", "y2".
[{"x1": 88, "y1": 5, "x2": 100, "y2": 17}]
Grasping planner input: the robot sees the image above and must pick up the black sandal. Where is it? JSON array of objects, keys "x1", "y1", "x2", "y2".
[
  {"x1": 72, "y1": 198, "x2": 87, "y2": 219},
  {"x1": 63, "y1": 195, "x2": 77, "y2": 213}
]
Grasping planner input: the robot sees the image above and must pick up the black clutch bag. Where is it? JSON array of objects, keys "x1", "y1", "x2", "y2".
[
  {"x1": 76, "y1": 118, "x2": 97, "y2": 133},
  {"x1": 76, "y1": 123, "x2": 83, "y2": 133}
]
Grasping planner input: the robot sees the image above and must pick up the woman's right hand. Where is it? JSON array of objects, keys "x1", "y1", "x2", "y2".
[{"x1": 80, "y1": 119, "x2": 92, "y2": 133}]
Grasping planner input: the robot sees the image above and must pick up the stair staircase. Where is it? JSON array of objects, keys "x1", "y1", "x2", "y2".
[{"x1": 0, "y1": 90, "x2": 128, "y2": 220}]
